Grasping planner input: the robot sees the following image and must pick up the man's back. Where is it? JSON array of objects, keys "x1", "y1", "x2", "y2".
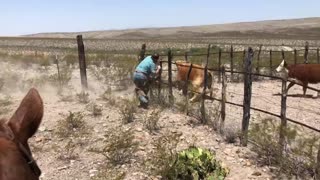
[{"x1": 136, "y1": 56, "x2": 156, "y2": 76}]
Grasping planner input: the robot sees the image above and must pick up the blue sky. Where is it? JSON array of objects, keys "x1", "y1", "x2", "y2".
[{"x1": 1, "y1": 0, "x2": 319, "y2": 36}]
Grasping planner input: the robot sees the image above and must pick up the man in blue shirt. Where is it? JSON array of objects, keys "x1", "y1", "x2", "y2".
[{"x1": 133, "y1": 53, "x2": 161, "y2": 108}]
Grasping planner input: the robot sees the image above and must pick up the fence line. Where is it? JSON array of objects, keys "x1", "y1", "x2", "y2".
[{"x1": 147, "y1": 43, "x2": 320, "y2": 177}]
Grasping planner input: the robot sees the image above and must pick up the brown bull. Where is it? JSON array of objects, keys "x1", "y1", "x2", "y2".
[
  {"x1": 175, "y1": 60, "x2": 213, "y2": 102},
  {"x1": 276, "y1": 59, "x2": 320, "y2": 96},
  {"x1": 0, "y1": 88, "x2": 43, "y2": 180}
]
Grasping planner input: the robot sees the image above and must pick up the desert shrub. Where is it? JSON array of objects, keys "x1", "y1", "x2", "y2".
[
  {"x1": 101, "y1": 89, "x2": 116, "y2": 106},
  {"x1": 55, "y1": 111, "x2": 88, "y2": 138},
  {"x1": 90, "y1": 127, "x2": 139, "y2": 165},
  {"x1": 223, "y1": 126, "x2": 240, "y2": 144},
  {"x1": 0, "y1": 78, "x2": 4, "y2": 91},
  {"x1": 0, "y1": 96, "x2": 12, "y2": 115},
  {"x1": 88, "y1": 102, "x2": 102, "y2": 117},
  {"x1": 49, "y1": 66, "x2": 72, "y2": 87},
  {"x1": 76, "y1": 91, "x2": 90, "y2": 104},
  {"x1": 249, "y1": 118, "x2": 319, "y2": 179},
  {"x1": 147, "y1": 132, "x2": 181, "y2": 177},
  {"x1": 119, "y1": 99, "x2": 137, "y2": 124},
  {"x1": 63, "y1": 54, "x2": 78, "y2": 66},
  {"x1": 144, "y1": 109, "x2": 162, "y2": 133},
  {"x1": 57, "y1": 139, "x2": 79, "y2": 162},
  {"x1": 92, "y1": 166, "x2": 126, "y2": 180}
]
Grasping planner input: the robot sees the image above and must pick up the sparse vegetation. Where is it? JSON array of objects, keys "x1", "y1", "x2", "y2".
[
  {"x1": 90, "y1": 127, "x2": 139, "y2": 166},
  {"x1": 0, "y1": 95, "x2": 12, "y2": 115},
  {"x1": 144, "y1": 109, "x2": 162, "y2": 133},
  {"x1": 57, "y1": 140, "x2": 80, "y2": 162},
  {"x1": 76, "y1": 91, "x2": 90, "y2": 104},
  {"x1": 119, "y1": 99, "x2": 137, "y2": 124},
  {"x1": 224, "y1": 126, "x2": 240, "y2": 144},
  {"x1": 147, "y1": 132, "x2": 229, "y2": 179},
  {"x1": 249, "y1": 118, "x2": 319, "y2": 179},
  {"x1": 55, "y1": 111, "x2": 88, "y2": 138}
]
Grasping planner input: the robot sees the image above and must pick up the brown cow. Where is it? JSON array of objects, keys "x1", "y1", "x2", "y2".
[
  {"x1": 0, "y1": 88, "x2": 43, "y2": 180},
  {"x1": 175, "y1": 60, "x2": 213, "y2": 102},
  {"x1": 276, "y1": 59, "x2": 320, "y2": 96}
]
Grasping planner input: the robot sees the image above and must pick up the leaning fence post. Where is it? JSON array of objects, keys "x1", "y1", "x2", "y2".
[
  {"x1": 220, "y1": 66, "x2": 227, "y2": 134},
  {"x1": 279, "y1": 78, "x2": 287, "y2": 154},
  {"x1": 218, "y1": 48, "x2": 222, "y2": 82},
  {"x1": 200, "y1": 65, "x2": 208, "y2": 124},
  {"x1": 316, "y1": 144, "x2": 320, "y2": 180},
  {"x1": 185, "y1": 64, "x2": 193, "y2": 115},
  {"x1": 139, "y1": 44, "x2": 146, "y2": 62},
  {"x1": 76, "y1": 35, "x2": 88, "y2": 90},
  {"x1": 185, "y1": 52, "x2": 188, "y2": 62},
  {"x1": 230, "y1": 45, "x2": 234, "y2": 80},
  {"x1": 168, "y1": 49, "x2": 174, "y2": 104},
  {"x1": 294, "y1": 49, "x2": 297, "y2": 65},
  {"x1": 256, "y1": 45, "x2": 262, "y2": 74},
  {"x1": 317, "y1": 48, "x2": 319, "y2": 64},
  {"x1": 269, "y1": 50, "x2": 273, "y2": 76},
  {"x1": 158, "y1": 61, "x2": 163, "y2": 101},
  {"x1": 304, "y1": 41, "x2": 309, "y2": 64},
  {"x1": 282, "y1": 49, "x2": 285, "y2": 60},
  {"x1": 55, "y1": 55, "x2": 62, "y2": 89},
  {"x1": 242, "y1": 49, "x2": 246, "y2": 72},
  {"x1": 241, "y1": 47, "x2": 254, "y2": 146}
]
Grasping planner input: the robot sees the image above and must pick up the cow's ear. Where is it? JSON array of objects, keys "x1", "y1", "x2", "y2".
[{"x1": 8, "y1": 88, "x2": 43, "y2": 142}]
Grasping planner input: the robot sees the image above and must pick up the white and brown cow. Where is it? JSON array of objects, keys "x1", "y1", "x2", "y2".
[
  {"x1": 276, "y1": 59, "x2": 320, "y2": 96},
  {"x1": 175, "y1": 60, "x2": 214, "y2": 102}
]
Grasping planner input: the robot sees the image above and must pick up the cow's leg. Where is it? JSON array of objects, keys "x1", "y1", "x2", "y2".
[
  {"x1": 286, "y1": 81, "x2": 295, "y2": 94},
  {"x1": 302, "y1": 82, "x2": 308, "y2": 96},
  {"x1": 189, "y1": 85, "x2": 202, "y2": 103}
]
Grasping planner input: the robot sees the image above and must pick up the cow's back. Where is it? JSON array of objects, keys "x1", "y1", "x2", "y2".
[
  {"x1": 288, "y1": 64, "x2": 320, "y2": 83},
  {"x1": 175, "y1": 61, "x2": 205, "y2": 82}
]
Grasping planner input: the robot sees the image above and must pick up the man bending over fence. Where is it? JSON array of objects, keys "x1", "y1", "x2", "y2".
[{"x1": 133, "y1": 53, "x2": 161, "y2": 108}]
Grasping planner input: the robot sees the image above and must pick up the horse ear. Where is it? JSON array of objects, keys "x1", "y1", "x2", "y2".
[{"x1": 8, "y1": 88, "x2": 43, "y2": 143}]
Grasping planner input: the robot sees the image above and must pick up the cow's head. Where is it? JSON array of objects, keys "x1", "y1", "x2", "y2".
[{"x1": 276, "y1": 59, "x2": 288, "y2": 73}]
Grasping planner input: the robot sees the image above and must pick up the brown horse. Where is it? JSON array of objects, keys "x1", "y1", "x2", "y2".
[{"x1": 0, "y1": 88, "x2": 43, "y2": 180}]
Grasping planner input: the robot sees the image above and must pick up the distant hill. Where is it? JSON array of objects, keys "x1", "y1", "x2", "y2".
[{"x1": 24, "y1": 17, "x2": 320, "y2": 40}]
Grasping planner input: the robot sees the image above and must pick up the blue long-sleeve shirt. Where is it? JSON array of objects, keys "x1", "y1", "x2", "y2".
[{"x1": 135, "y1": 56, "x2": 157, "y2": 77}]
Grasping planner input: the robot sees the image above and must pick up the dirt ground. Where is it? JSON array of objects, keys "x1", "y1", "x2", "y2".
[{"x1": 1, "y1": 60, "x2": 319, "y2": 180}]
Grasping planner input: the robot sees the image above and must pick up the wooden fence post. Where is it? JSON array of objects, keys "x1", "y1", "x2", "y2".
[
  {"x1": 218, "y1": 48, "x2": 222, "y2": 82},
  {"x1": 304, "y1": 41, "x2": 309, "y2": 64},
  {"x1": 139, "y1": 44, "x2": 146, "y2": 62},
  {"x1": 256, "y1": 45, "x2": 262, "y2": 74},
  {"x1": 185, "y1": 64, "x2": 193, "y2": 115},
  {"x1": 279, "y1": 78, "x2": 287, "y2": 154},
  {"x1": 317, "y1": 48, "x2": 319, "y2": 64},
  {"x1": 242, "y1": 50, "x2": 246, "y2": 72},
  {"x1": 269, "y1": 50, "x2": 273, "y2": 76},
  {"x1": 220, "y1": 66, "x2": 227, "y2": 134},
  {"x1": 55, "y1": 55, "x2": 62, "y2": 89},
  {"x1": 158, "y1": 61, "x2": 163, "y2": 101},
  {"x1": 168, "y1": 49, "x2": 174, "y2": 104},
  {"x1": 206, "y1": 44, "x2": 211, "y2": 64},
  {"x1": 185, "y1": 52, "x2": 188, "y2": 62},
  {"x1": 316, "y1": 144, "x2": 320, "y2": 180},
  {"x1": 76, "y1": 35, "x2": 88, "y2": 90},
  {"x1": 230, "y1": 45, "x2": 234, "y2": 80},
  {"x1": 200, "y1": 65, "x2": 208, "y2": 124},
  {"x1": 282, "y1": 49, "x2": 285, "y2": 60},
  {"x1": 241, "y1": 47, "x2": 254, "y2": 146},
  {"x1": 294, "y1": 49, "x2": 297, "y2": 65}
]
